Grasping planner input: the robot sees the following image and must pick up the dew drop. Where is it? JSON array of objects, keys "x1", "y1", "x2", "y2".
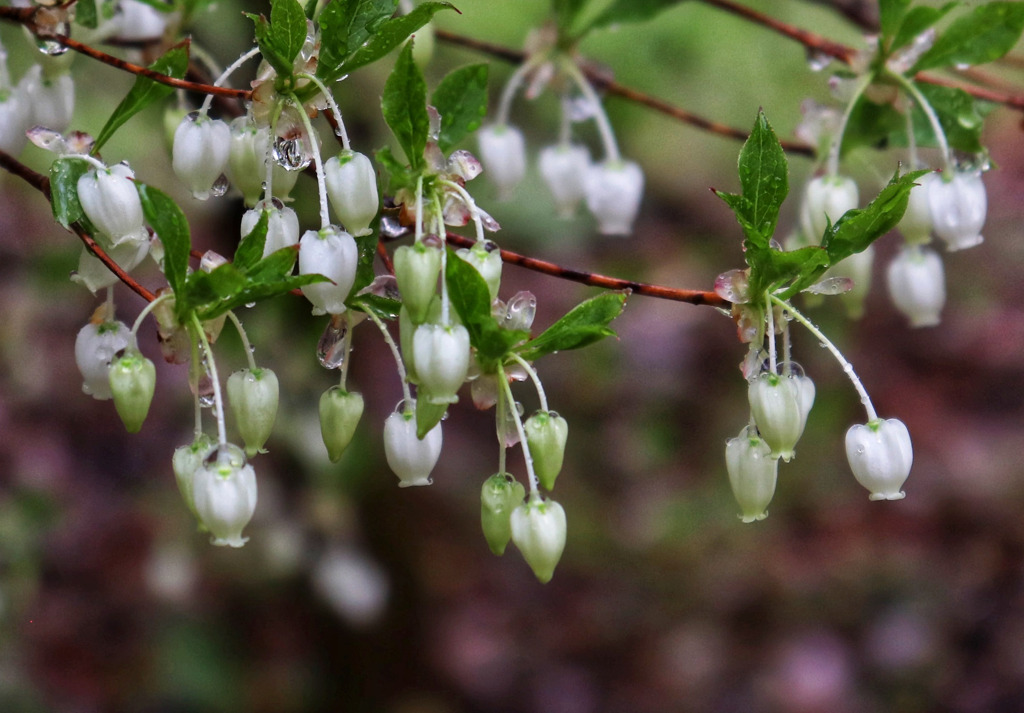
[
  {"x1": 317, "y1": 316, "x2": 348, "y2": 369},
  {"x1": 210, "y1": 174, "x2": 230, "y2": 198},
  {"x1": 272, "y1": 136, "x2": 311, "y2": 171},
  {"x1": 504, "y1": 291, "x2": 536, "y2": 331},
  {"x1": 379, "y1": 215, "x2": 409, "y2": 240},
  {"x1": 35, "y1": 31, "x2": 69, "y2": 56}
]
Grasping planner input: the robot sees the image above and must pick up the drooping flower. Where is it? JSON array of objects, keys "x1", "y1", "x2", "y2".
[
  {"x1": 75, "y1": 319, "x2": 130, "y2": 400},
  {"x1": 538, "y1": 143, "x2": 591, "y2": 218},
  {"x1": 725, "y1": 425, "x2": 778, "y2": 522},
  {"x1": 108, "y1": 349, "x2": 156, "y2": 432},
  {"x1": 477, "y1": 124, "x2": 526, "y2": 200},
  {"x1": 324, "y1": 150, "x2": 379, "y2": 237},
  {"x1": 928, "y1": 171, "x2": 986, "y2": 251},
  {"x1": 191, "y1": 444, "x2": 258, "y2": 547},
  {"x1": 524, "y1": 411, "x2": 569, "y2": 491},
  {"x1": 845, "y1": 418, "x2": 912, "y2": 501},
  {"x1": 799, "y1": 174, "x2": 858, "y2": 241},
  {"x1": 172, "y1": 112, "x2": 231, "y2": 200},
  {"x1": 227, "y1": 368, "x2": 279, "y2": 457},
  {"x1": 76, "y1": 165, "x2": 148, "y2": 247},
  {"x1": 510, "y1": 496, "x2": 567, "y2": 583},
  {"x1": 299, "y1": 226, "x2": 358, "y2": 315},
  {"x1": 383, "y1": 406, "x2": 443, "y2": 487},
  {"x1": 481, "y1": 473, "x2": 526, "y2": 556},
  {"x1": 412, "y1": 323, "x2": 470, "y2": 404},
  {"x1": 584, "y1": 160, "x2": 644, "y2": 235},
  {"x1": 887, "y1": 244, "x2": 945, "y2": 327},
  {"x1": 748, "y1": 370, "x2": 815, "y2": 461}
]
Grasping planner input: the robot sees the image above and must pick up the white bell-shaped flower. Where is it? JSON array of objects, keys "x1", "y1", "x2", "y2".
[
  {"x1": 71, "y1": 235, "x2": 151, "y2": 293},
  {"x1": 241, "y1": 202, "x2": 300, "y2": 257},
  {"x1": 77, "y1": 167, "x2": 148, "y2": 247},
  {"x1": 584, "y1": 159, "x2": 644, "y2": 235},
  {"x1": 21, "y1": 65, "x2": 74, "y2": 132},
  {"x1": 478, "y1": 124, "x2": 526, "y2": 200},
  {"x1": 324, "y1": 150, "x2": 379, "y2": 236},
  {"x1": 383, "y1": 408, "x2": 443, "y2": 487},
  {"x1": 173, "y1": 434, "x2": 215, "y2": 520},
  {"x1": 845, "y1": 418, "x2": 912, "y2": 500},
  {"x1": 75, "y1": 320, "x2": 130, "y2": 400},
  {"x1": 898, "y1": 172, "x2": 935, "y2": 245},
  {"x1": 887, "y1": 245, "x2": 945, "y2": 327},
  {"x1": 0, "y1": 88, "x2": 29, "y2": 156},
  {"x1": 748, "y1": 370, "x2": 815, "y2": 462},
  {"x1": 510, "y1": 496, "x2": 567, "y2": 583},
  {"x1": 227, "y1": 118, "x2": 300, "y2": 206},
  {"x1": 538, "y1": 143, "x2": 591, "y2": 218},
  {"x1": 725, "y1": 426, "x2": 779, "y2": 523},
  {"x1": 799, "y1": 174, "x2": 859, "y2": 241},
  {"x1": 456, "y1": 241, "x2": 502, "y2": 300},
  {"x1": 191, "y1": 444, "x2": 258, "y2": 547},
  {"x1": 928, "y1": 171, "x2": 986, "y2": 251},
  {"x1": 299, "y1": 226, "x2": 358, "y2": 315},
  {"x1": 412, "y1": 323, "x2": 470, "y2": 404},
  {"x1": 172, "y1": 112, "x2": 231, "y2": 200}
]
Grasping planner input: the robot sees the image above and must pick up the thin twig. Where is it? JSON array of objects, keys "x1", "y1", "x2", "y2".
[
  {"x1": 434, "y1": 29, "x2": 814, "y2": 154},
  {"x1": 443, "y1": 233, "x2": 726, "y2": 307}
]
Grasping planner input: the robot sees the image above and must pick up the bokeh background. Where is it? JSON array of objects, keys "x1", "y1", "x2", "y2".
[{"x1": 2, "y1": 0, "x2": 1024, "y2": 711}]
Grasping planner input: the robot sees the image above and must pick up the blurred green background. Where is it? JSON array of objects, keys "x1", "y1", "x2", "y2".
[{"x1": 2, "y1": 0, "x2": 1024, "y2": 711}]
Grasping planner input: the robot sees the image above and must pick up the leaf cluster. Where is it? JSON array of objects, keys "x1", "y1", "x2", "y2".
[{"x1": 717, "y1": 111, "x2": 924, "y2": 300}]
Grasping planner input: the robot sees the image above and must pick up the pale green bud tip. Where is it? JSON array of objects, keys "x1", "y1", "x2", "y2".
[
  {"x1": 318, "y1": 387, "x2": 365, "y2": 462},
  {"x1": 510, "y1": 497, "x2": 567, "y2": 583},
  {"x1": 725, "y1": 426, "x2": 778, "y2": 523},
  {"x1": 481, "y1": 473, "x2": 525, "y2": 556},
  {"x1": 524, "y1": 411, "x2": 569, "y2": 491},
  {"x1": 227, "y1": 368, "x2": 279, "y2": 458},
  {"x1": 108, "y1": 350, "x2": 156, "y2": 433}
]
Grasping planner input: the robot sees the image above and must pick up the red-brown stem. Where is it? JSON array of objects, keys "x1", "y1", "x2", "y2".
[
  {"x1": 696, "y1": 0, "x2": 1024, "y2": 111},
  {"x1": 443, "y1": 233, "x2": 726, "y2": 308},
  {"x1": 435, "y1": 29, "x2": 815, "y2": 155},
  {"x1": 0, "y1": 149, "x2": 156, "y2": 303},
  {"x1": 696, "y1": 0, "x2": 858, "y2": 63}
]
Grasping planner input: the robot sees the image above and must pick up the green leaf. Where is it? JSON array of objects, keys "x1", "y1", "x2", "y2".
[
  {"x1": 890, "y1": 3, "x2": 956, "y2": 53},
  {"x1": 585, "y1": 0, "x2": 686, "y2": 34},
  {"x1": 317, "y1": 0, "x2": 398, "y2": 80},
  {"x1": 93, "y1": 43, "x2": 189, "y2": 153},
  {"x1": 269, "y1": 0, "x2": 309, "y2": 69},
  {"x1": 382, "y1": 42, "x2": 429, "y2": 171},
  {"x1": 445, "y1": 249, "x2": 526, "y2": 365},
  {"x1": 879, "y1": 0, "x2": 911, "y2": 41},
  {"x1": 75, "y1": 0, "x2": 99, "y2": 29},
  {"x1": 244, "y1": 246, "x2": 299, "y2": 283},
  {"x1": 49, "y1": 157, "x2": 92, "y2": 228},
  {"x1": 234, "y1": 209, "x2": 270, "y2": 272},
  {"x1": 821, "y1": 169, "x2": 927, "y2": 266},
  {"x1": 339, "y1": 2, "x2": 455, "y2": 75},
  {"x1": 715, "y1": 110, "x2": 788, "y2": 248},
  {"x1": 913, "y1": 1, "x2": 1024, "y2": 72},
  {"x1": 737, "y1": 110, "x2": 788, "y2": 241},
  {"x1": 374, "y1": 145, "x2": 416, "y2": 193},
  {"x1": 516, "y1": 292, "x2": 627, "y2": 362},
  {"x1": 137, "y1": 184, "x2": 190, "y2": 298},
  {"x1": 747, "y1": 243, "x2": 829, "y2": 298},
  {"x1": 431, "y1": 64, "x2": 489, "y2": 153}
]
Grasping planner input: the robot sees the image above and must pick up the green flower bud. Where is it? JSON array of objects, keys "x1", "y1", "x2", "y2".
[
  {"x1": 481, "y1": 473, "x2": 525, "y2": 556},
  {"x1": 525, "y1": 411, "x2": 569, "y2": 490},
  {"x1": 393, "y1": 242, "x2": 442, "y2": 324},
  {"x1": 510, "y1": 496, "x2": 567, "y2": 584},
  {"x1": 318, "y1": 387, "x2": 365, "y2": 462},
  {"x1": 173, "y1": 434, "x2": 215, "y2": 522},
  {"x1": 108, "y1": 349, "x2": 156, "y2": 433},
  {"x1": 227, "y1": 368, "x2": 279, "y2": 458}
]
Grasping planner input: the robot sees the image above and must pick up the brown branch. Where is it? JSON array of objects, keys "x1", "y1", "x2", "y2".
[
  {"x1": 696, "y1": 0, "x2": 858, "y2": 64},
  {"x1": 55, "y1": 35, "x2": 252, "y2": 98},
  {"x1": 0, "y1": 149, "x2": 156, "y2": 303},
  {"x1": 434, "y1": 29, "x2": 815, "y2": 155},
  {"x1": 695, "y1": 0, "x2": 1024, "y2": 112},
  {"x1": 443, "y1": 233, "x2": 726, "y2": 308}
]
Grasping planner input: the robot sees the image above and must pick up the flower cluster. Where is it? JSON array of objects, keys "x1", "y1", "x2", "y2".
[{"x1": 475, "y1": 31, "x2": 644, "y2": 235}]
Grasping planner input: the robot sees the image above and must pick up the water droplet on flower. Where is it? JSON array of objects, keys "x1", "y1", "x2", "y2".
[
  {"x1": 379, "y1": 215, "x2": 409, "y2": 240},
  {"x1": 272, "y1": 136, "x2": 311, "y2": 171},
  {"x1": 805, "y1": 276, "x2": 853, "y2": 295},
  {"x1": 210, "y1": 174, "x2": 230, "y2": 198},
  {"x1": 26, "y1": 126, "x2": 65, "y2": 152},
  {"x1": 317, "y1": 317, "x2": 348, "y2": 370}
]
